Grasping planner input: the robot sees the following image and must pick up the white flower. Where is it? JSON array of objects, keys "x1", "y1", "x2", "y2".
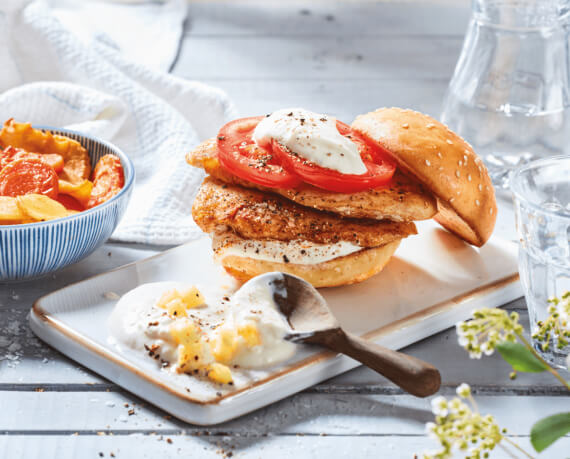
[
  {"x1": 458, "y1": 336, "x2": 469, "y2": 346},
  {"x1": 425, "y1": 421, "x2": 437, "y2": 438},
  {"x1": 421, "y1": 392, "x2": 507, "y2": 459},
  {"x1": 456, "y1": 308, "x2": 522, "y2": 360},
  {"x1": 480, "y1": 342, "x2": 494, "y2": 356},
  {"x1": 431, "y1": 396, "x2": 449, "y2": 417},
  {"x1": 456, "y1": 383, "x2": 471, "y2": 398}
]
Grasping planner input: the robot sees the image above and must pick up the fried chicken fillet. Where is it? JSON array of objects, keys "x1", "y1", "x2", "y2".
[{"x1": 192, "y1": 178, "x2": 416, "y2": 287}]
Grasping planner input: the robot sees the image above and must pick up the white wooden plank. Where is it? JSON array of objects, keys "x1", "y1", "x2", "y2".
[
  {"x1": 174, "y1": 36, "x2": 462, "y2": 80},
  {"x1": 177, "y1": 79, "x2": 450, "y2": 121},
  {"x1": 185, "y1": 1, "x2": 470, "y2": 37},
  {"x1": 0, "y1": 243, "x2": 159, "y2": 312},
  {"x1": 1, "y1": 392, "x2": 568, "y2": 436},
  {"x1": 1, "y1": 434, "x2": 562, "y2": 459}
]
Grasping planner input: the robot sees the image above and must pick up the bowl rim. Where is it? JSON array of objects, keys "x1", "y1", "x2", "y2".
[{"x1": 0, "y1": 125, "x2": 135, "y2": 230}]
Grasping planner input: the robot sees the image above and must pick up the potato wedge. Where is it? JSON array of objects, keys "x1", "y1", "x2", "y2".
[
  {"x1": 59, "y1": 179, "x2": 93, "y2": 206},
  {"x1": 16, "y1": 194, "x2": 72, "y2": 221},
  {"x1": 0, "y1": 196, "x2": 27, "y2": 223}
]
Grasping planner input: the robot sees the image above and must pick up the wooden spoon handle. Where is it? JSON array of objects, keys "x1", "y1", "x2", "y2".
[{"x1": 321, "y1": 330, "x2": 441, "y2": 397}]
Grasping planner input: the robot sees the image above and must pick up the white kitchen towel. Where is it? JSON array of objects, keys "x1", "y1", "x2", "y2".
[
  {"x1": 0, "y1": 0, "x2": 236, "y2": 245},
  {"x1": 49, "y1": 0, "x2": 188, "y2": 72}
]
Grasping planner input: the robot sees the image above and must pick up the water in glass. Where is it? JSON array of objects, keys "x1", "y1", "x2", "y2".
[
  {"x1": 512, "y1": 157, "x2": 570, "y2": 368},
  {"x1": 442, "y1": 0, "x2": 570, "y2": 188}
]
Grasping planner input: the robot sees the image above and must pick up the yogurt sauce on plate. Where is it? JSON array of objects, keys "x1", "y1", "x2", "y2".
[{"x1": 108, "y1": 280, "x2": 296, "y2": 385}]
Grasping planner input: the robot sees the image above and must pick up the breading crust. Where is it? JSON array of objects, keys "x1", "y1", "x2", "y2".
[{"x1": 192, "y1": 177, "x2": 417, "y2": 247}]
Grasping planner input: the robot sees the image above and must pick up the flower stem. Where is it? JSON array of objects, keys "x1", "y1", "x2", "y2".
[
  {"x1": 502, "y1": 437, "x2": 535, "y2": 459},
  {"x1": 467, "y1": 393, "x2": 479, "y2": 413},
  {"x1": 517, "y1": 333, "x2": 570, "y2": 391}
]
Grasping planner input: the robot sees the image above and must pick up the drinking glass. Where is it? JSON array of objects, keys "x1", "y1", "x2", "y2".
[
  {"x1": 511, "y1": 156, "x2": 570, "y2": 368},
  {"x1": 441, "y1": 0, "x2": 570, "y2": 189}
]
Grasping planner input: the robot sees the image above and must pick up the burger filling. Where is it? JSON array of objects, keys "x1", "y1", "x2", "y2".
[{"x1": 212, "y1": 232, "x2": 363, "y2": 266}]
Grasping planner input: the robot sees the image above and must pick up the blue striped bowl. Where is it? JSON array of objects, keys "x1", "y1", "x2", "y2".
[{"x1": 0, "y1": 127, "x2": 134, "y2": 281}]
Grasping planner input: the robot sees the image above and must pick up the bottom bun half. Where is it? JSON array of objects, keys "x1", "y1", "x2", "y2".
[{"x1": 219, "y1": 240, "x2": 401, "y2": 288}]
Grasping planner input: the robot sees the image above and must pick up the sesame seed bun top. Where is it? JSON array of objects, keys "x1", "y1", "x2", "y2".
[{"x1": 352, "y1": 108, "x2": 497, "y2": 247}]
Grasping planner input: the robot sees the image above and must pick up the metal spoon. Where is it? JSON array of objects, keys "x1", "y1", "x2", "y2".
[{"x1": 239, "y1": 272, "x2": 441, "y2": 398}]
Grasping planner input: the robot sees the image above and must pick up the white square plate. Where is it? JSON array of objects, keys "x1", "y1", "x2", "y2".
[{"x1": 30, "y1": 221, "x2": 522, "y2": 425}]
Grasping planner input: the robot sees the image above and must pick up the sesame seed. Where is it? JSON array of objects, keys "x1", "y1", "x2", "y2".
[
  {"x1": 455, "y1": 170, "x2": 460, "y2": 178},
  {"x1": 402, "y1": 123, "x2": 409, "y2": 128},
  {"x1": 478, "y1": 184, "x2": 483, "y2": 191},
  {"x1": 468, "y1": 174, "x2": 472, "y2": 181},
  {"x1": 463, "y1": 155, "x2": 468, "y2": 162},
  {"x1": 425, "y1": 159, "x2": 431, "y2": 166},
  {"x1": 437, "y1": 152, "x2": 442, "y2": 158},
  {"x1": 446, "y1": 139, "x2": 453, "y2": 145},
  {"x1": 426, "y1": 123, "x2": 435, "y2": 129},
  {"x1": 458, "y1": 160, "x2": 463, "y2": 166},
  {"x1": 475, "y1": 199, "x2": 480, "y2": 206},
  {"x1": 490, "y1": 208, "x2": 494, "y2": 215},
  {"x1": 449, "y1": 197, "x2": 455, "y2": 203}
]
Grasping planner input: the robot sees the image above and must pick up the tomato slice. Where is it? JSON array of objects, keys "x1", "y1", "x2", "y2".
[
  {"x1": 272, "y1": 120, "x2": 396, "y2": 193},
  {"x1": 86, "y1": 155, "x2": 125, "y2": 209},
  {"x1": 0, "y1": 158, "x2": 59, "y2": 199},
  {"x1": 1, "y1": 146, "x2": 64, "y2": 173},
  {"x1": 217, "y1": 116, "x2": 302, "y2": 189}
]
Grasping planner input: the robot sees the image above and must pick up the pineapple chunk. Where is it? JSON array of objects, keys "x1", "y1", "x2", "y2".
[
  {"x1": 157, "y1": 289, "x2": 179, "y2": 309},
  {"x1": 207, "y1": 363, "x2": 233, "y2": 385},
  {"x1": 170, "y1": 319, "x2": 204, "y2": 372},
  {"x1": 157, "y1": 286, "x2": 205, "y2": 313},
  {"x1": 179, "y1": 286, "x2": 205, "y2": 309},
  {"x1": 238, "y1": 323, "x2": 261, "y2": 347},
  {"x1": 165, "y1": 298, "x2": 187, "y2": 318},
  {"x1": 211, "y1": 327, "x2": 238, "y2": 364}
]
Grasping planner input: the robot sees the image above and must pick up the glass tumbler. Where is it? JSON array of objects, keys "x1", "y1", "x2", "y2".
[
  {"x1": 441, "y1": 0, "x2": 570, "y2": 189},
  {"x1": 511, "y1": 156, "x2": 570, "y2": 368}
]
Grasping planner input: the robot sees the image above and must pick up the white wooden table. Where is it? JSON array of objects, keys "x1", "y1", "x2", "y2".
[{"x1": 1, "y1": 2, "x2": 568, "y2": 457}]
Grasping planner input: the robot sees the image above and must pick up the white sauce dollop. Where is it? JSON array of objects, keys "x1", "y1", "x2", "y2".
[
  {"x1": 108, "y1": 281, "x2": 296, "y2": 372},
  {"x1": 213, "y1": 233, "x2": 362, "y2": 265},
  {"x1": 252, "y1": 108, "x2": 367, "y2": 175}
]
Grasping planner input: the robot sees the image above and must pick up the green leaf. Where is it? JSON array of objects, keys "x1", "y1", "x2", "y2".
[
  {"x1": 496, "y1": 342, "x2": 548, "y2": 373},
  {"x1": 531, "y1": 412, "x2": 570, "y2": 452}
]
